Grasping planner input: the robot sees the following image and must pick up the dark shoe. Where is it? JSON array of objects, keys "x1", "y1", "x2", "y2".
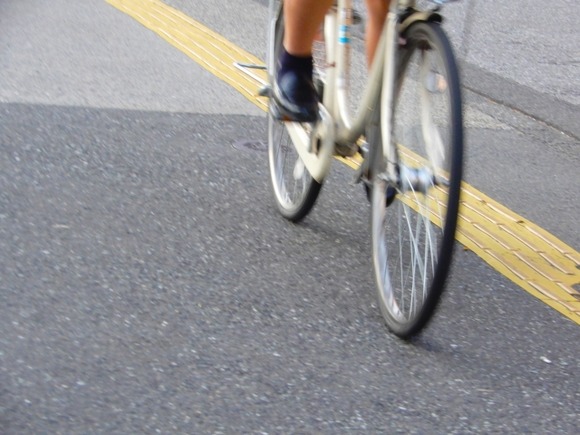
[{"x1": 272, "y1": 69, "x2": 319, "y2": 123}]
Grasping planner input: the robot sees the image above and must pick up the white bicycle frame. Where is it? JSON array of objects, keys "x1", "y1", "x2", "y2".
[{"x1": 270, "y1": 0, "x2": 452, "y2": 183}]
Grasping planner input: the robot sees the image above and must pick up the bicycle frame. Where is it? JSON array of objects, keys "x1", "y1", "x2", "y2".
[
  {"x1": 263, "y1": 0, "x2": 463, "y2": 338},
  {"x1": 272, "y1": 0, "x2": 450, "y2": 182}
]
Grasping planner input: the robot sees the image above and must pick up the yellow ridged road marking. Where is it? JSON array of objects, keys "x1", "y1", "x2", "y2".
[
  {"x1": 106, "y1": 0, "x2": 580, "y2": 324},
  {"x1": 107, "y1": 0, "x2": 268, "y2": 111}
]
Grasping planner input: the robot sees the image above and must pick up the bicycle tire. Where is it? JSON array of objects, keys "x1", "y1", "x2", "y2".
[
  {"x1": 267, "y1": 2, "x2": 323, "y2": 222},
  {"x1": 369, "y1": 21, "x2": 463, "y2": 339}
]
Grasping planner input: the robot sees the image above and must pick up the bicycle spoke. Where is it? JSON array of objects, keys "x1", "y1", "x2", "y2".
[
  {"x1": 371, "y1": 20, "x2": 463, "y2": 338},
  {"x1": 267, "y1": 2, "x2": 322, "y2": 222}
]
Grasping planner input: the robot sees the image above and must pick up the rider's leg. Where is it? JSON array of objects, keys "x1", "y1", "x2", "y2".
[
  {"x1": 283, "y1": 0, "x2": 333, "y2": 56},
  {"x1": 274, "y1": 0, "x2": 390, "y2": 123},
  {"x1": 273, "y1": 0, "x2": 333, "y2": 123},
  {"x1": 365, "y1": 0, "x2": 391, "y2": 66}
]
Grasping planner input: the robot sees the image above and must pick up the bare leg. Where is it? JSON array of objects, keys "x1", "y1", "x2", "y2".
[
  {"x1": 272, "y1": 0, "x2": 333, "y2": 123},
  {"x1": 283, "y1": 0, "x2": 334, "y2": 56},
  {"x1": 283, "y1": 0, "x2": 390, "y2": 64},
  {"x1": 274, "y1": 0, "x2": 390, "y2": 127},
  {"x1": 365, "y1": 0, "x2": 390, "y2": 66}
]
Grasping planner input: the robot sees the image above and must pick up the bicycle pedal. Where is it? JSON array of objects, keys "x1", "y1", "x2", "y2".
[
  {"x1": 270, "y1": 104, "x2": 287, "y2": 121},
  {"x1": 270, "y1": 102, "x2": 303, "y2": 124},
  {"x1": 258, "y1": 85, "x2": 272, "y2": 97},
  {"x1": 352, "y1": 154, "x2": 370, "y2": 185},
  {"x1": 352, "y1": 9, "x2": 362, "y2": 25},
  {"x1": 234, "y1": 62, "x2": 267, "y2": 71},
  {"x1": 334, "y1": 142, "x2": 358, "y2": 158},
  {"x1": 352, "y1": 165, "x2": 367, "y2": 185}
]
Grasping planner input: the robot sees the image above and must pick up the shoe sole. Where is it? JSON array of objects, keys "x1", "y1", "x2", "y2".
[{"x1": 271, "y1": 83, "x2": 320, "y2": 124}]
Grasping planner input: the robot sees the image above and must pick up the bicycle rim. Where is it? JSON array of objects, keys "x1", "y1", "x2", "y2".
[
  {"x1": 371, "y1": 21, "x2": 463, "y2": 338},
  {"x1": 267, "y1": 2, "x2": 322, "y2": 222},
  {"x1": 268, "y1": 119, "x2": 322, "y2": 221}
]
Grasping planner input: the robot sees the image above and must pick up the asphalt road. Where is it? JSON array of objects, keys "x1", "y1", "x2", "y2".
[{"x1": 1, "y1": 0, "x2": 578, "y2": 433}]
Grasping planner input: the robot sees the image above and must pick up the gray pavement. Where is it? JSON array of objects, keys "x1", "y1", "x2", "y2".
[
  {"x1": 1, "y1": 0, "x2": 579, "y2": 433},
  {"x1": 461, "y1": 0, "x2": 578, "y2": 105},
  {"x1": 438, "y1": 0, "x2": 580, "y2": 138}
]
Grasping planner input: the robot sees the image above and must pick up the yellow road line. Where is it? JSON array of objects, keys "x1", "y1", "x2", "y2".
[
  {"x1": 107, "y1": 0, "x2": 268, "y2": 111},
  {"x1": 106, "y1": 0, "x2": 580, "y2": 324}
]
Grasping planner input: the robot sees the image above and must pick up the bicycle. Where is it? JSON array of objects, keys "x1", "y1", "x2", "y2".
[{"x1": 262, "y1": 0, "x2": 464, "y2": 339}]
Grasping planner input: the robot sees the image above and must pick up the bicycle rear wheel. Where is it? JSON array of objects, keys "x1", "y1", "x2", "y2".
[
  {"x1": 267, "y1": 2, "x2": 322, "y2": 222},
  {"x1": 370, "y1": 21, "x2": 463, "y2": 338}
]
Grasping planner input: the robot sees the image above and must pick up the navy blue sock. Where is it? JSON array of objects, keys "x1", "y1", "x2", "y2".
[{"x1": 277, "y1": 47, "x2": 313, "y2": 79}]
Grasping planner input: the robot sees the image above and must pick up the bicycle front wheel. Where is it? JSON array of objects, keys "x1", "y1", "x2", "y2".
[
  {"x1": 370, "y1": 21, "x2": 463, "y2": 338},
  {"x1": 267, "y1": 2, "x2": 322, "y2": 222}
]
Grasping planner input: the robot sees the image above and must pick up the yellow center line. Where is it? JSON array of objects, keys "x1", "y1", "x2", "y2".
[{"x1": 106, "y1": 0, "x2": 580, "y2": 324}]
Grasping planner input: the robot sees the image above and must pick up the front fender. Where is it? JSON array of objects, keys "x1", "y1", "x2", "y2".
[{"x1": 398, "y1": 10, "x2": 442, "y2": 34}]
